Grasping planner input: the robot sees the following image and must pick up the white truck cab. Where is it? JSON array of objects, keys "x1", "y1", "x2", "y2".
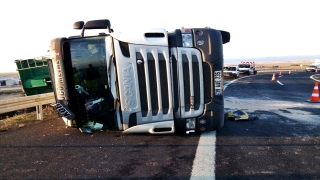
[
  {"x1": 48, "y1": 19, "x2": 230, "y2": 134},
  {"x1": 306, "y1": 64, "x2": 320, "y2": 72},
  {"x1": 223, "y1": 65, "x2": 239, "y2": 79},
  {"x1": 238, "y1": 61, "x2": 257, "y2": 75}
]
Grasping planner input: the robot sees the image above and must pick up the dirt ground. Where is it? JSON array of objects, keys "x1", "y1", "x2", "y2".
[
  {"x1": 0, "y1": 88, "x2": 24, "y2": 100},
  {"x1": 225, "y1": 59, "x2": 315, "y2": 70},
  {"x1": 0, "y1": 72, "x2": 19, "y2": 77}
]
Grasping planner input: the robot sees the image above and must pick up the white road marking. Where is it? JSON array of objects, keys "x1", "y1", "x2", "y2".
[
  {"x1": 190, "y1": 131, "x2": 216, "y2": 180},
  {"x1": 223, "y1": 76, "x2": 250, "y2": 90},
  {"x1": 310, "y1": 75, "x2": 320, "y2": 82},
  {"x1": 191, "y1": 76, "x2": 246, "y2": 179},
  {"x1": 277, "y1": 80, "x2": 284, "y2": 85},
  {"x1": 192, "y1": 74, "x2": 286, "y2": 179}
]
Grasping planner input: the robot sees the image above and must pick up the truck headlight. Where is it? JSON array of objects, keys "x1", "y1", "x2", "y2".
[
  {"x1": 196, "y1": 39, "x2": 204, "y2": 46},
  {"x1": 182, "y1": 33, "x2": 193, "y2": 47},
  {"x1": 186, "y1": 118, "x2": 196, "y2": 129}
]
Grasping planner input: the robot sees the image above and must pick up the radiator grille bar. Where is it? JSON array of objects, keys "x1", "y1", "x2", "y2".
[
  {"x1": 171, "y1": 47, "x2": 204, "y2": 118},
  {"x1": 135, "y1": 47, "x2": 172, "y2": 120},
  {"x1": 147, "y1": 53, "x2": 159, "y2": 116}
]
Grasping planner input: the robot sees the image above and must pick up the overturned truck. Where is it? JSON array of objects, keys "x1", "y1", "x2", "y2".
[{"x1": 49, "y1": 19, "x2": 230, "y2": 134}]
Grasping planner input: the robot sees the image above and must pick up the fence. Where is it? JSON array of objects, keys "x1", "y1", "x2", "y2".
[{"x1": 0, "y1": 92, "x2": 55, "y2": 120}]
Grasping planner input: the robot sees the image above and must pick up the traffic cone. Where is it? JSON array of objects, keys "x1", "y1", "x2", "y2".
[
  {"x1": 288, "y1": 70, "x2": 292, "y2": 75},
  {"x1": 271, "y1": 73, "x2": 276, "y2": 81},
  {"x1": 307, "y1": 82, "x2": 320, "y2": 103},
  {"x1": 279, "y1": 71, "x2": 282, "y2": 76}
]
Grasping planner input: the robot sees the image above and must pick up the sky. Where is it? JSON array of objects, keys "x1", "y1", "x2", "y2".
[{"x1": 0, "y1": 0, "x2": 320, "y2": 73}]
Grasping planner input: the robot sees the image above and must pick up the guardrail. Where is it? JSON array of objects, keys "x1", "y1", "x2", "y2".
[{"x1": 0, "y1": 92, "x2": 55, "y2": 120}]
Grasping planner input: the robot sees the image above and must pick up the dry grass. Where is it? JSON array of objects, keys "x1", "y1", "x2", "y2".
[
  {"x1": 256, "y1": 60, "x2": 314, "y2": 69},
  {"x1": 225, "y1": 60, "x2": 315, "y2": 70},
  {"x1": 0, "y1": 105, "x2": 59, "y2": 132},
  {"x1": 1, "y1": 82, "x2": 58, "y2": 132},
  {"x1": 0, "y1": 89, "x2": 23, "y2": 95},
  {"x1": 0, "y1": 72, "x2": 19, "y2": 77}
]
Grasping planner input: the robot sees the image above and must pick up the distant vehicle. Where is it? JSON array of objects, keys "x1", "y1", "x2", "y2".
[
  {"x1": 238, "y1": 61, "x2": 257, "y2": 75},
  {"x1": 305, "y1": 64, "x2": 320, "y2": 72},
  {"x1": 224, "y1": 65, "x2": 239, "y2": 79}
]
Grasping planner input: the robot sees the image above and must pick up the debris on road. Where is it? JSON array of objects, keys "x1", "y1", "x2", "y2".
[
  {"x1": 79, "y1": 127, "x2": 92, "y2": 134},
  {"x1": 79, "y1": 122, "x2": 104, "y2": 134},
  {"x1": 226, "y1": 110, "x2": 258, "y2": 121}
]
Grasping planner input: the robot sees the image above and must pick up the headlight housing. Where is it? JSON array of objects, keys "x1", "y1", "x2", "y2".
[
  {"x1": 182, "y1": 33, "x2": 193, "y2": 47},
  {"x1": 186, "y1": 118, "x2": 196, "y2": 129}
]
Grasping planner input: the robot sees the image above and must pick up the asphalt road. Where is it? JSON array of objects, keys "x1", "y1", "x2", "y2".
[
  {"x1": 0, "y1": 118, "x2": 201, "y2": 179},
  {"x1": 217, "y1": 71, "x2": 320, "y2": 179},
  {"x1": 0, "y1": 71, "x2": 319, "y2": 180}
]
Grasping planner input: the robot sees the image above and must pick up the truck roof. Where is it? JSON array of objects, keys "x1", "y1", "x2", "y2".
[
  {"x1": 240, "y1": 61, "x2": 255, "y2": 64},
  {"x1": 224, "y1": 65, "x2": 238, "y2": 67}
]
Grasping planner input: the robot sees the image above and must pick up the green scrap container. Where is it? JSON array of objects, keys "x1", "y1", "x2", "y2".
[{"x1": 15, "y1": 57, "x2": 53, "y2": 96}]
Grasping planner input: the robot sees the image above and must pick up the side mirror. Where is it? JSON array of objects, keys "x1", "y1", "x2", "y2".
[
  {"x1": 73, "y1": 19, "x2": 111, "y2": 37},
  {"x1": 219, "y1": 30, "x2": 230, "y2": 44},
  {"x1": 84, "y1": 19, "x2": 111, "y2": 30},
  {"x1": 73, "y1": 21, "x2": 85, "y2": 30}
]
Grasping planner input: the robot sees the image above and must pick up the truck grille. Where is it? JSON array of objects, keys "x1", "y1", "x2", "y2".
[
  {"x1": 114, "y1": 41, "x2": 205, "y2": 127},
  {"x1": 136, "y1": 51, "x2": 170, "y2": 117},
  {"x1": 171, "y1": 48, "x2": 204, "y2": 119},
  {"x1": 113, "y1": 45, "x2": 174, "y2": 126}
]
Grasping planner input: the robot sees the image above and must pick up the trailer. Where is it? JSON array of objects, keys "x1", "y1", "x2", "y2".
[{"x1": 14, "y1": 57, "x2": 53, "y2": 96}]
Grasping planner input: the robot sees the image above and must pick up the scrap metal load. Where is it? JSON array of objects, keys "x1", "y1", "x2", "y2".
[{"x1": 48, "y1": 19, "x2": 230, "y2": 134}]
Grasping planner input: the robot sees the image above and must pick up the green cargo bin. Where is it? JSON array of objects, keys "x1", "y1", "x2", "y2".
[{"x1": 14, "y1": 57, "x2": 53, "y2": 96}]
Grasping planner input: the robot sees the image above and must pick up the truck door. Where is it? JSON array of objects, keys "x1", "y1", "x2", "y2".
[{"x1": 50, "y1": 36, "x2": 115, "y2": 129}]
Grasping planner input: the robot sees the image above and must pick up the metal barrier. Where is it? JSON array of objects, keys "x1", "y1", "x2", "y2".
[{"x1": 0, "y1": 92, "x2": 55, "y2": 120}]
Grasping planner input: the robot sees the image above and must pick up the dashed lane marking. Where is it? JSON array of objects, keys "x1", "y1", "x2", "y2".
[{"x1": 277, "y1": 80, "x2": 284, "y2": 85}]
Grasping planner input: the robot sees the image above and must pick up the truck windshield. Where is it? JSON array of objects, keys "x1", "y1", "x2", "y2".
[
  {"x1": 70, "y1": 37, "x2": 110, "y2": 93},
  {"x1": 67, "y1": 36, "x2": 115, "y2": 128},
  {"x1": 69, "y1": 37, "x2": 109, "y2": 87}
]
